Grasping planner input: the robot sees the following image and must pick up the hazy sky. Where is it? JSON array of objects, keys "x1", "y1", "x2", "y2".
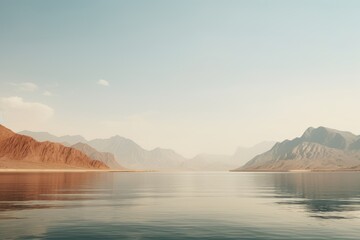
[{"x1": 1, "y1": 0, "x2": 360, "y2": 157}]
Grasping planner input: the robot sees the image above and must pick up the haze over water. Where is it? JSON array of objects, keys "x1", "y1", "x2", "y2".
[{"x1": 1, "y1": 172, "x2": 360, "y2": 239}]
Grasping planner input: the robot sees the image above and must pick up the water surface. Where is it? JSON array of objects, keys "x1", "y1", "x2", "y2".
[{"x1": 1, "y1": 172, "x2": 360, "y2": 239}]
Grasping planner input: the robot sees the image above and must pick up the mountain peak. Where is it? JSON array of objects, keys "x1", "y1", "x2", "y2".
[
  {"x1": 110, "y1": 135, "x2": 130, "y2": 141},
  {"x1": 106, "y1": 135, "x2": 141, "y2": 147},
  {"x1": 302, "y1": 126, "x2": 355, "y2": 137},
  {"x1": 301, "y1": 126, "x2": 358, "y2": 150},
  {"x1": 19, "y1": 130, "x2": 87, "y2": 145},
  {"x1": 302, "y1": 126, "x2": 336, "y2": 137},
  {"x1": 62, "y1": 134, "x2": 86, "y2": 141},
  {"x1": 72, "y1": 142, "x2": 93, "y2": 150}
]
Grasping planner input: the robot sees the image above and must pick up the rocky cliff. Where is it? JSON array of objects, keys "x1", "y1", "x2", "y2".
[
  {"x1": 236, "y1": 127, "x2": 360, "y2": 171},
  {"x1": 0, "y1": 125, "x2": 109, "y2": 169}
]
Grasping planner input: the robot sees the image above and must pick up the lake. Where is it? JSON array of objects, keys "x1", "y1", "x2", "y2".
[{"x1": 1, "y1": 172, "x2": 360, "y2": 239}]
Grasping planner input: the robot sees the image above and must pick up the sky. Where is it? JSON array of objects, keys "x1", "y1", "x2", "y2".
[{"x1": 1, "y1": 0, "x2": 360, "y2": 157}]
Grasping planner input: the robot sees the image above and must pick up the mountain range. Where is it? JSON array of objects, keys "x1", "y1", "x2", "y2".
[
  {"x1": 20, "y1": 132, "x2": 186, "y2": 170},
  {"x1": 20, "y1": 131, "x2": 273, "y2": 171},
  {"x1": 6, "y1": 125, "x2": 360, "y2": 172},
  {"x1": 87, "y1": 136, "x2": 185, "y2": 170},
  {"x1": 0, "y1": 125, "x2": 108, "y2": 170},
  {"x1": 236, "y1": 127, "x2": 360, "y2": 171},
  {"x1": 19, "y1": 130, "x2": 86, "y2": 146}
]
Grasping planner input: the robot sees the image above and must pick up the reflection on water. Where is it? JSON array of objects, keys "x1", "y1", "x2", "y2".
[
  {"x1": 0, "y1": 172, "x2": 360, "y2": 239},
  {"x1": 0, "y1": 173, "x2": 113, "y2": 212},
  {"x1": 255, "y1": 173, "x2": 360, "y2": 219}
]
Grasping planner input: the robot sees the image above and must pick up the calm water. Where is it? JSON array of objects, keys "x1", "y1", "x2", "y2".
[{"x1": 1, "y1": 172, "x2": 360, "y2": 239}]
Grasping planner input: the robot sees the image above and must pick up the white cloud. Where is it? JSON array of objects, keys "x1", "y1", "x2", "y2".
[
  {"x1": 11, "y1": 82, "x2": 39, "y2": 92},
  {"x1": 0, "y1": 96, "x2": 54, "y2": 130},
  {"x1": 43, "y1": 90, "x2": 53, "y2": 96},
  {"x1": 97, "y1": 79, "x2": 109, "y2": 86}
]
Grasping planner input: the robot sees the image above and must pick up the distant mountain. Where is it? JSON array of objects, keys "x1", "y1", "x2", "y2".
[
  {"x1": 87, "y1": 136, "x2": 186, "y2": 170},
  {"x1": 236, "y1": 127, "x2": 360, "y2": 172},
  {"x1": 18, "y1": 131, "x2": 187, "y2": 170},
  {"x1": 183, "y1": 141, "x2": 275, "y2": 171},
  {"x1": 19, "y1": 130, "x2": 87, "y2": 145},
  {"x1": 18, "y1": 130, "x2": 275, "y2": 171},
  {"x1": 146, "y1": 147, "x2": 187, "y2": 170},
  {"x1": 0, "y1": 125, "x2": 108, "y2": 169},
  {"x1": 71, "y1": 142, "x2": 125, "y2": 169}
]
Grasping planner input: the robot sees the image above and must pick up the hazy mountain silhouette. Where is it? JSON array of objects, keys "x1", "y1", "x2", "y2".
[
  {"x1": 21, "y1": 131, "x2": 187, "y2": 170},
  {"x1": 183, "y1": 141, "x2": 275, "y2": 171},
  {"x1": 237, "y1": 127, "x2": 360, "y2": 171},
  {"x1": 19, "y1": 130, "x2": 86, "y2": 146},
  {"x1": 71, "y1": 142, "x2": 125, "y2": 169},
  {"x1": 87, "y1": 136, "x2": 186, "y2": 170},
  {"x1": 20, "y1": 130, "x2": 274, "y2": 171}
]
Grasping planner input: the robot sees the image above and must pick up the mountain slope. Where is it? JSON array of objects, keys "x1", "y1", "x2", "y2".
[
  {"x1": 87, "y1": 136, "x2": 147, "y2": 169},
  {"x1": 145, "y1": 147, "x2": 186, "y2": 170},
  {"x1": 87, "y1": 136, "x2": 186, "y2": 170},
  {"x1": 232, "y1": 141, "x2": 276, "y2": 167},
  {"x1": 0, "y1": 125, "x2": 108, "y2": 169},
  {"x1": 71, "y1": 142, "x2": 125, "y2": 169},
  {"x1": 19, "y1": 130, "x2": 87, "y2": 145},
  {"x1": 237, "y1": 127, "x2": 360, "y2": 171}
]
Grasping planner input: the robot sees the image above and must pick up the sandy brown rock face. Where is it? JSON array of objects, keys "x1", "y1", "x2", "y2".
[
  {"x1": 0, "y1": 125, "x2": 109, "y2": 169},
  {"x1": 236, "y1": 127, "x2": 360, "y2": 172}
]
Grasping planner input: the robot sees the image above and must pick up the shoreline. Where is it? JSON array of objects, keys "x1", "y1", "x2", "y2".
[
  {"x1": 0, "y1": 169, "x2": 146, "y2": 173},
  {"x1": 2, "y1": 169, "x2": 360, "y2": 173},
  {"x1": 230, "y1": 169, "x2": 360, "y2": 173}
]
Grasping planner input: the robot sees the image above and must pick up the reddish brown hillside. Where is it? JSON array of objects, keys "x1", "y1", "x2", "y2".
[
  {"x1": 0, "y1": 125, "x2": 15, "y2": 141},
  {"x1": 0, "y1": 125, "x2": 108, "y2": 169}
]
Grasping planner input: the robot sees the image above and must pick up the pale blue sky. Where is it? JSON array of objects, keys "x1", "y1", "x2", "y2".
[{"x1": 1, "y1": 0, "x2": 360, "y2": 157}]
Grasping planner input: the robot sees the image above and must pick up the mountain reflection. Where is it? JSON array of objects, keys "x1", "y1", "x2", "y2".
[
  {"x1": 256, "y1": 172, "x2": 360, "y2": 219},
  {"x1": 0, "y1": 173, "x2": 112, "y2": 212}
]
